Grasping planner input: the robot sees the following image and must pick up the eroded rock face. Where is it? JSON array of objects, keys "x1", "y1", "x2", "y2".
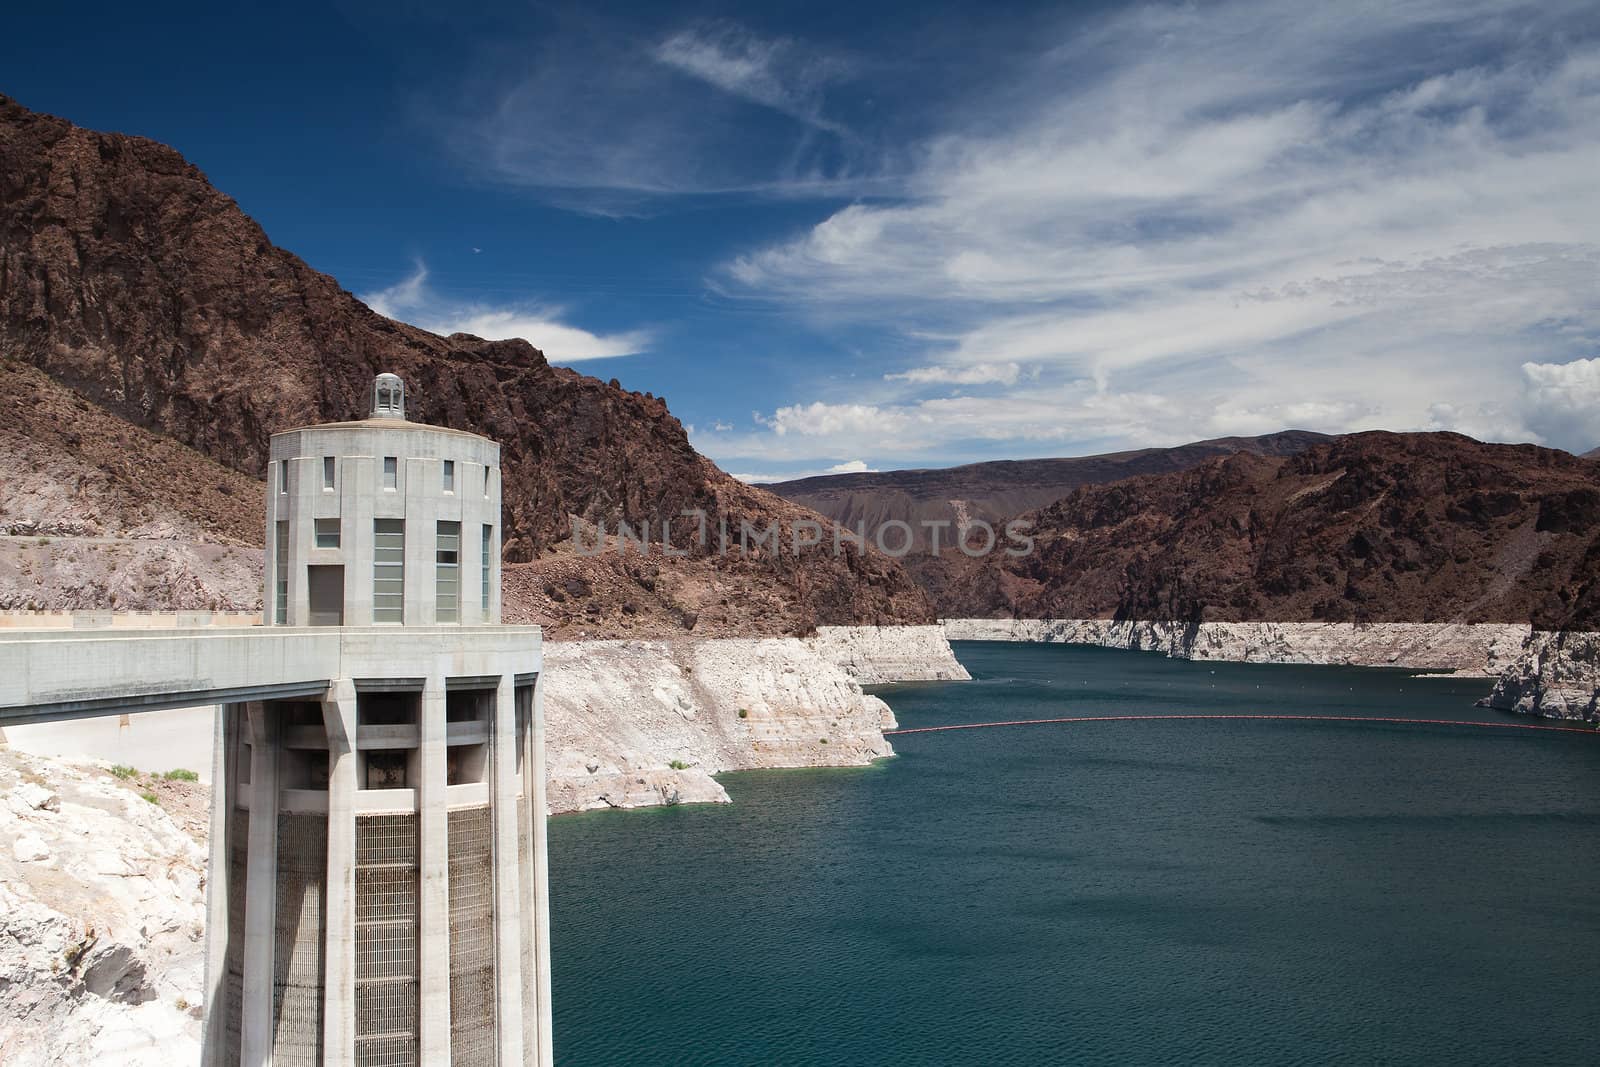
[
  {"x1": 0, "y1": 749, "x2": 205, "y2": 1067},
  {"x1": 541, "y1": 635, "x2": 916, "y2": 814},
  {"x1": 1484, "y1": 631, "x2": 1600, "y2": 724},
  {"x1": 805, "y1": 625, "x2": 972, "y2": 686},
  {"x1": 0, "y1": 94, "x2": 932, "y2": 633}
]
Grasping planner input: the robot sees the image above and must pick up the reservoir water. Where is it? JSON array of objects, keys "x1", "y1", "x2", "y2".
[{"x1": 549, "y1": 641, "x2": 1600, "y2": 1065}]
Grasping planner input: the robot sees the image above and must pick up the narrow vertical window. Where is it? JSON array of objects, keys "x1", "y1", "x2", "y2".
[
  {"x1": 383, "y1": 456, "x2": 398, "y2": 490},
  {"x1": 481, "y1": 524, "x2": 493, "y2": 616},
  {"x1": 442, "y1": 460, "x2": 455, "y2": 493},
  {"x1": 483, "y1": 465, "x2": 492, "y2": 498},
  {"x1": 373, "y1": 519, "x2": 405, "y2": 623},
  {"x1": 280, "y1": 459, "x2": 289, "y2": 494},
  {"x1": 274, "y1": 520, "x2": 288, "y2": 624},
  {"x1": 322, "y1": 456, "x2": 335, "y2": 490},
  {"x1": 436, "y1": 521, "x2": 460, "y2": 623}
]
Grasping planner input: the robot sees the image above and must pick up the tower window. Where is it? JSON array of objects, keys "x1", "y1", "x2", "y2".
[
  {"x1": 374, "y1": 519, "x2": 405, "y2": 623},
  {"x1": 483, "y1": 465, "x2": 491, "y2": 497},
  {"x1": 482, "y1": 524, "x2": 493, "y2": 616},
  {"x1": 280, "y1": 459, "x2": 289, "y2": 494},
  {"x1": 274, "y1": 521, "x2": 288, "y2": 625},
  {"x1": 315, "y1": 518, "x2": 341, "y2": 549},
  {"x1": 322, "y1": 456, "x2": 335, "y2": 490},
  {"x1": 436, "y1": 521, "x2": 460, "y2": 623},
  {"x1": 383, "y1": 456, "x2": 398, "y2": 490},
  {"x1": 442, "y1": 460, "x2": 455, "y2": 493}
]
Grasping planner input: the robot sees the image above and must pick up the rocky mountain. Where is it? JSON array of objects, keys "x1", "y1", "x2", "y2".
[
  {"x1": 948, "y1": 431, "x2": 1600, "y2": 628},
  {"x1": 770, "y1": 431, "x2": 1331, "y2": 551},
  {"x1": 0, "y1": 95, "x2": 930, "y2": 632}
]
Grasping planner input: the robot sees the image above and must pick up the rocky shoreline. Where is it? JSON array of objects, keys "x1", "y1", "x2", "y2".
[
  {"x1": 942, "y1": 618, "x2": 1532, "y2": 675},
  {"x1": 944, "y1": 617, "x2": 1600, "y2": 726}
]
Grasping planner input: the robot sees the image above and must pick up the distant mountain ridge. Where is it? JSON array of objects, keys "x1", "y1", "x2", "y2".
[
  {"x1": 947, "y1": 431, "x2": 1600, "y2": 630},
  {"x1": 770, "y1": 431, "x2": 1332, "y2": 551}
]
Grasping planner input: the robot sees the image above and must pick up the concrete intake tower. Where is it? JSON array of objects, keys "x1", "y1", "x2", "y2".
[{"x1": 0, "y1": 374, "x2": 552, "y2": 1066}]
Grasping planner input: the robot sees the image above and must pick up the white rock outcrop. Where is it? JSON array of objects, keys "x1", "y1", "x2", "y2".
[
  {"x1": 542, "y1": 635, "x2": 908, "y2": 813},
  {"x1": 0, "y1": 750, "x2": 206, "y2": 1067},
  {"x1": 943, "y1": 618, "x2": 1533, "y2": 676},
  {"x1": 804, "y1": 625, "x2": 972, "y2": 686},
  {"x1": 1483, "y1": 630, "x2": 1600, "y2": 724}
]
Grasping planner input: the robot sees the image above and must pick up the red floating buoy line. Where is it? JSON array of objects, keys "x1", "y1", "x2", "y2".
[{"x1": 883, "y1": 713, "x2": 1600, "y2": 738}]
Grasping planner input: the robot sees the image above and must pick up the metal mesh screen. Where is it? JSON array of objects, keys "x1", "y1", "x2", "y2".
[
  {"x1": 223, "y1": 800, "x2": 250, "y2": 1065},
  {"x1": 355, "y1": 814, "x2": 420, "y2": 1067},
  {"x1": 448, "y1": 806, "x2": 496, "y2": 1067},
  {"x1": 273, "y1": 812, "x2": 328, "y2": 1066},
  {"x1": 518, "y1": 790, "x2": 536, "y2": 1059}
]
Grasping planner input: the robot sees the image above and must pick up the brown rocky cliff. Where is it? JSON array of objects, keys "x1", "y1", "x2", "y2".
[{"x1": 0, "y1": 95, "x2": 931, "y2": 629}]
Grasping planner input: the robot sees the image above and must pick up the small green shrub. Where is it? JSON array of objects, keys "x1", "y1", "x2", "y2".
[
  {"x1": 163, "y1": 768, "x2": 200, "y2": 782},
  {"x1": 668, "y1": 759, "x2": 689, "y2": 771},
  {"x1": 737, "y1": 708, "x2": 749, "y2": 719},
  {"x1": 819, "y1": 738, "x2": 829, "y2": 745},
  {"x1": 139, "y1": 791, "x2": 160, "y2": 805},
  {"x1": 109, "y1": 764, "x2": 137, "y2": 779}
]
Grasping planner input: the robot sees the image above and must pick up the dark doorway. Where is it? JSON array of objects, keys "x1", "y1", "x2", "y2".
[{"x1": 307, "y1": 565, "x2": 344, "y2": 626}]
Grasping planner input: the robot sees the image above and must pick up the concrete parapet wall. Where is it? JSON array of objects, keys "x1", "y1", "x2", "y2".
[
  {"x1": 0, "y1": 625, "x2": 542, "y2": 723},
  {"x1": 0, "y1": 610, "x2": 262, "y2": 630}
]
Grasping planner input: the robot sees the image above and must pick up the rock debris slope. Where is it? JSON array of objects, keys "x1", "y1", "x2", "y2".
[{"x1": 0, "y1": 749, "x2": 206, "y2": 1066}]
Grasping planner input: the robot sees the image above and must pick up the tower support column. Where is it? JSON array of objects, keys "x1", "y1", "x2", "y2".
[
  {"x1": 418, "y1": 673, "x2": 452, "y2": 1063},
  {"x1": 490, "y1": 673, "x2": 526, "y2": 1066},
  {"x1": 321, "y1": 681, "x2": 358, "y2": 1067},
  {"x1": 241, "y1": 703, "x2": 280, "y2": 1066},
  {"x1": 520, "y1": 675, "x2": 554, "y2": 1067}
]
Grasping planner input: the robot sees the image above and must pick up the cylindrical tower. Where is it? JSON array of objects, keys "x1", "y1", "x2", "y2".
[
  {"x1": 263, "y1": 375, "x2": 502, "y2": 627},
  {"x1": 204, "y1": 375, "x2": 550, "y2": 1067}
]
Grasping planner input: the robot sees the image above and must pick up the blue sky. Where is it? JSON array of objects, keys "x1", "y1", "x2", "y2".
[{"x1": 5, "y1": 0, "x2": 1600, "y2": 478}]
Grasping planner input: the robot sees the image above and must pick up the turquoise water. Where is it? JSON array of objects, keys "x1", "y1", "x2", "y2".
[{"x1": 548, "y1": 642, "x2": 1600, "y2": 1065}]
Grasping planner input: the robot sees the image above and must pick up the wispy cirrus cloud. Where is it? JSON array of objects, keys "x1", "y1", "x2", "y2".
[
  {"x1": 654, "y1": 22, "x2": 852, "y2": 133},
  {"x1": 363, "y1": 264, "x2": 648, "y2": 362},
  {"x1": 710, "y1": 0, "x2": 1600, "y2": 465},
  {"x1": 435, "y1": 18, "x2": 875, "y2": 212}
]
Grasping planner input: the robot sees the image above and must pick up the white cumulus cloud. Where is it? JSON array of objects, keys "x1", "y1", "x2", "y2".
[{"x1": 363, "y1": 264, "x2": 648, "y2": 363}]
